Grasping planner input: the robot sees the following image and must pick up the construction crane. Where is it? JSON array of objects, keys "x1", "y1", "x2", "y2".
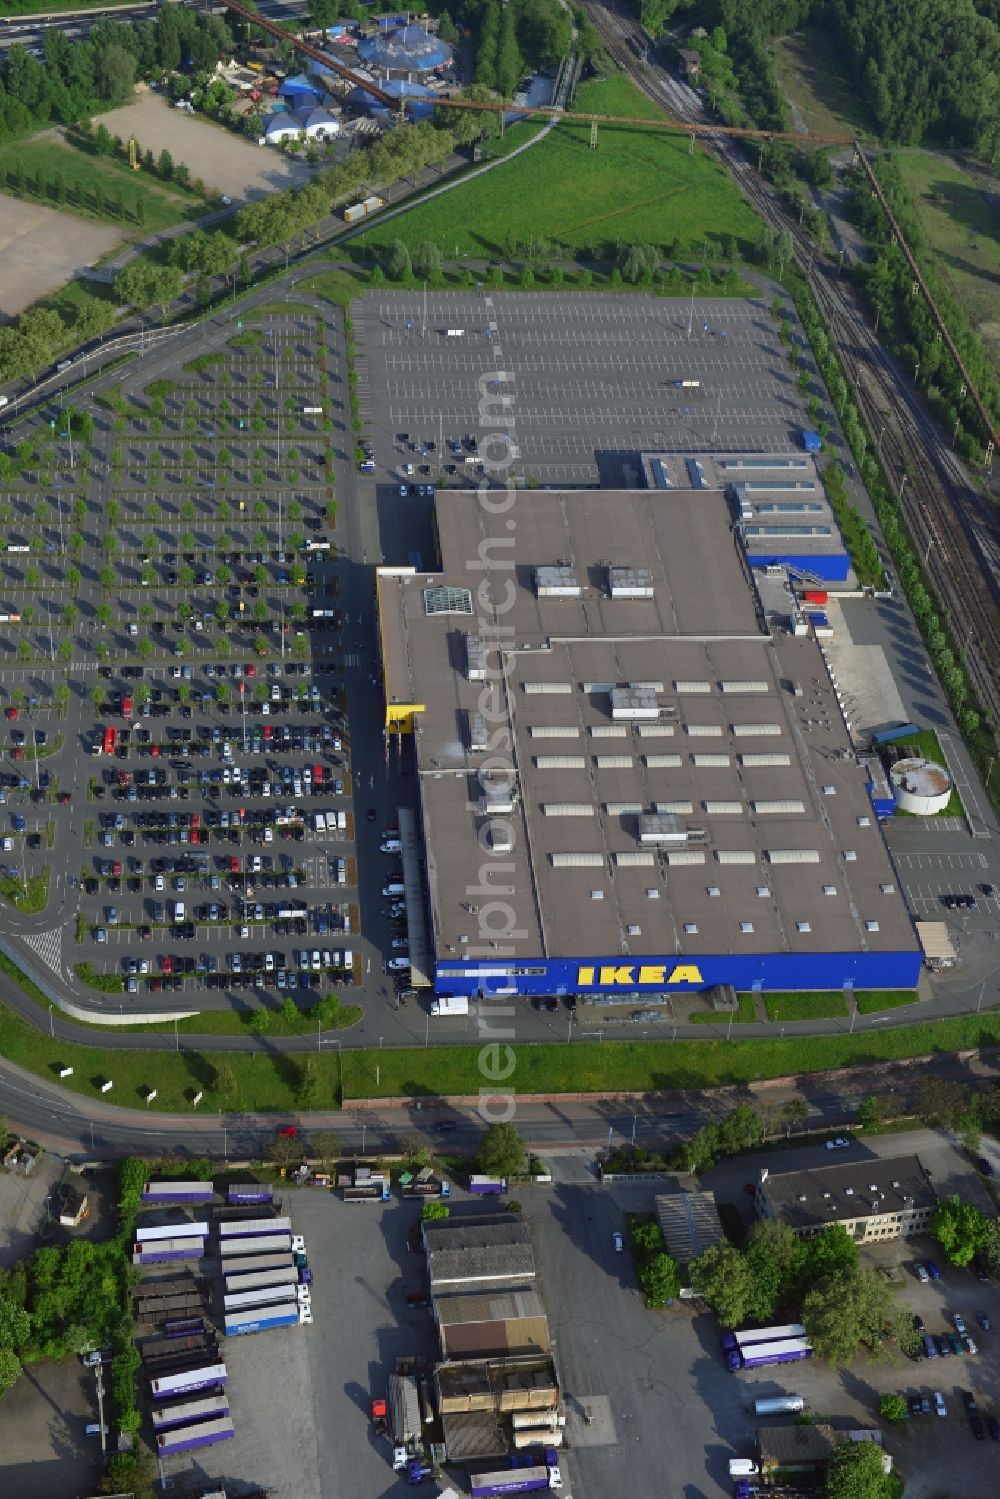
[{"x1": 218, "y1": 0, "x2": 853, "y2": 145}]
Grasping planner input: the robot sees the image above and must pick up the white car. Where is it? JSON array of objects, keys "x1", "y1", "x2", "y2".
[
  {"x1": 612, "y1": 1232, "x2": 623, "y2": 1252},
  {"x1": 826, "y1": 1137, "x2": 850, "y2": 1150},
  {"x1": 385, "y1": 957, "x2": 411, "y2": 973},
  {"x1": 934, "y1": 1391, "x2": 947, "y2": 1417}
]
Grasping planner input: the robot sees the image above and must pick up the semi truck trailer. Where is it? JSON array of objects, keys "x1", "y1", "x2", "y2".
[
  {"x1": 135, "y1": 1221, "x2": 209, "y2": 1243},
  {"x1": 470, "y1": 1453, "x2": 563, "y2": 1495},
  {"x1": 223, "y1": 1267, "x2": 303, "y2": 1294},
  {"x1": 219, "y1": 1216, "x2": 291, "y2": 1239},
  {"x1": 753, "y1": 1394, "x2": 805, "y2": 1415},
  {"x1": 151, "y1": 1394, "x2": 230, "y2": 1432},
  {"x1": 221, "y1": 1252, "x2": 296, "y2": 1276},
  {"x1": 141, "y1": 1181, "x2": 214, "y2": 1204},
  {"x1": 227, "y1": 1184, "x2": 273, "y2": 1205},
  {"x1": 223, "y1": 1301, "x2": 300, "y2": 1337},
  {"x1": 132, "y1": 1238, "x2": 204, "y2": 1265},
  {"x1": 156, "y1": 1416, "x2": 235, "y2": 1456},
  {"x1": 150, "y1": 1362, "x2": 228, "y2": 1400},
  {"x1": 727, "y1": 1337, "x2": 812, "y2": 1372},
  {"x1": 219, "y1": 1233, "x2": 293, "y2": 1257},
  {"x1": 469, "y1": 1176, "x2": 507, "y2": 1195}
]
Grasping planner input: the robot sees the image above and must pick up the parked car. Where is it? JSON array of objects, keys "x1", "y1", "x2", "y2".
[
  {"x1": 612, "y1": 1232, "x2": 623, "y2": 1252},
  {"x1": 934, "y1": 1391, "x2": 947, "y2": 1417}
]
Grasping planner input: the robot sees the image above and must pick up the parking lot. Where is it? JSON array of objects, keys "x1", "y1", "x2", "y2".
[
  {"x1": 356, "y1": 291, "x2": 811, "y2": 498},
  {"x1": 0, "y1": 302, "x2": 426, "y2": 1014}
]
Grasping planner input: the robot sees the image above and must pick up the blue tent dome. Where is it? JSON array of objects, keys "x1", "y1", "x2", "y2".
[
  {"x1": 356, "y1": 23, "x2": 452, "y2": 74},
  {"x1": 347, "y1": 76, "x2": 438, "y2": 121}
]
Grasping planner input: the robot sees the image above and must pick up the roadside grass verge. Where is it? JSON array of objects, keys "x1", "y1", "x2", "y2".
[
  {"x1": 855, "y1": 990, "x2": 922, "y2": 1016},
  {"x1": 361, "y1": 73, "x2": 762, "y2": 262},
  {"x1": 690, "y1": 992, "x2": 757, "y2": 1024},
  {"x1": 0, "y1": 998, "x2": 996, "y2": 1109},
  {"x1": 764, "y1": 991, "x2": 848, "y2": 1023}
]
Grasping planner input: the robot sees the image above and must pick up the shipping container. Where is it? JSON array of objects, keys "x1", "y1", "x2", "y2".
[
  {"x1": 135, "y1": 1277, "x2": 201, "y2": 1300},
  {"x1": 151, "y1": 1394, "x2": 230, "y2": 1433},
  {"x1": 219, "y1": 1216, "x2": 291, "y2": 1239},
  {"x1": 156, "y1": 1416, "x2": 235, "y2": 1456},
  {"x1": 224, "y1": 1267, "x2": 300, "y2": 1294},
  {"x1": 219, "y1": 1233, "x2": 292, "y2": 1258},
  {"x1": 802, "y1": 589, "x2": 828, "y2": 605},
  {"x1": 150, "y1": 1363, "x2": 228, "y2": 1400},
  {"x1": 136, "y1": 1221, "x2": 209, "y2": 1243},
  {"x1": 141, "y1": 1181, "x2": 214, "y2": 1205},
  {"x1": 227, "y1": 1184, "x2": 273, "y2": 1205},
  {"x1": 224, "y1": 1302, "x2": 300, "y2": 1337},
  {"x1": 142, "y1": 1333, "x2": 214, "y2": 1363}
]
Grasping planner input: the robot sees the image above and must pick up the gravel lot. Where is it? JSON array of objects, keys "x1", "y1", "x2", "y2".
[
  {"x1": 98, "y1": 92, "x2": 314, "y2": 201},
  {"x1": 0, "y1": 1151, "x2": 62, "y2": 1268},
  {"x1": 0, "y1": 1354, "x2": 103, "y2": 1499},
  {"x1": 0, "y1": 194, "x2": 123, "y2": 317}
]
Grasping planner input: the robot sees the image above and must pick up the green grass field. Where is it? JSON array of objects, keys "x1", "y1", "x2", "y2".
[
  {"x1": 363, "y1": 74, "x2": 762, "y2": 262},
  {"x1": 894, "y1": 149, "x2": 1000, "y2": 367},
  {"x1": 855, "y1": 990, "x2": 922, "y2": 1016},
  {"x1": 0, "y1": 134, "x2": 204, "y2": 233},
  {"x1": 765, "y1": 991, "x2": 848, "y2": 1023},
  {"x1": 690, "y1": 992, "x2": 757, "y2": 1024},
  {"x1": 768, "y1": 26, "x2": 877, "y2": 141}
]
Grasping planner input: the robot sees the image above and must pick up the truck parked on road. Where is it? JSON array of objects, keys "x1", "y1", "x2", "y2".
[
  {"x1": 469, "y1": 1175, "x2": 507, "y2": 1196},
  {"x1": 430, "y1": 996, "x2": 470, "y2": 1017},
  {"x1": 470, "y1": 1451, "x2": 563, "y2": 1494}
]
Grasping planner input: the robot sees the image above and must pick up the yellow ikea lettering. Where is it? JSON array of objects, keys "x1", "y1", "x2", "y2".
[
  {"x1": 667, "y1": 965, "x2": 702, "y2": 985},
  {"x1": 576, "y1": 963, "x2": 704, "y2": 987}
]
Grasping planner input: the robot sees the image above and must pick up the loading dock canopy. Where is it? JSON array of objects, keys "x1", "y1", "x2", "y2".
[
  {"x1": 915, "y1": 921, "x2": 956, "y2": 967},
  {"x1": 398, "y1": 806, "x2": 431, "y2": 986}
]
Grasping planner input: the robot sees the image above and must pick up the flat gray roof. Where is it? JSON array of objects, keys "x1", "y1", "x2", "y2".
[
  {"x1": 759, "y1": 1154, "x2": 935, "y2": 1230},
  {"x1": 655, "y1": 1189, "x2": 724, "y2": 1263},
  {"x1": 378, "y1": 486, "x2": 917, "y2": 965}
]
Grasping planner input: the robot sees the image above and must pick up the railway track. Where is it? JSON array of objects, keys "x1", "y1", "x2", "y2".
[{"x1": 582, "y1": 1, "x2": 1000, "y2": 730}]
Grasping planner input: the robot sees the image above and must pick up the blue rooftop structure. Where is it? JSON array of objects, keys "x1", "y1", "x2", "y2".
[
  {"x1": 348, "y1": 76, "x2": 437, "y2": 121},
  {"x1": 799, "y1": 428, "x2": 822, "y2": 452},
  {"x1": 356, "y1": 23, "x2": 452, "y2": 74},
  {"x1": 278, "y1": 74, "x2": 323, "y2": 106}
]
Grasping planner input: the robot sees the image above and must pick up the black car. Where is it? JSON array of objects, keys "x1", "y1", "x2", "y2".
[
  {"x1": 913, "y1": 1314, "x2": 925, "y2": 1331},
  {"x1": 432, "y1": 1120, "x2": 458, "y2": 1134},
  {"x1": 970, "y1": 1415, "x2": 986, "y2": 1440},
  {"x1": 908, "y1": 1394, "x2": 923, "y2": 1417},
  {"x1": 963, "y1": 1391, "x2": 978, "y2": 1414},
  {"x1": 988, "y1": 1415, "x2": 1000, "y2": 1441}
]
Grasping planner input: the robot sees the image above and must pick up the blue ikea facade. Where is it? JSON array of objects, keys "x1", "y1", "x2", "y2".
[{"x1": 433, "y1": 949, "x2": 922, "y2": 999}]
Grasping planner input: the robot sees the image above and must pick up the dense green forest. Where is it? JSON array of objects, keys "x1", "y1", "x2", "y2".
[
  {"x1": 636, "y1": 0, "x2": 1000, "y2": 160},
  {"x1": 0, "y1": 7, "x2": 232, "y2": 143}
]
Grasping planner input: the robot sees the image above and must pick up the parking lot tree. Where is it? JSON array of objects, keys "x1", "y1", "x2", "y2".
[
  {"x1": 90, "y1": 686, "x2": 103, "y2": 715},
  {"x1": 99, "y1": 566, "x2": 115, "y2": 592},
  {"x1": 401, "y1": 1130, "x2": 432, "y2": 1168},
  {"x1": 17, "y1": 640, "x2": 32, "y2": 665},
  {"x1": 855, "y1": 1094, "x2": 886, "y2": 1130},
  {"x1": 96, "y1": 643, "x2": 109, "y2": 662},
  {"x1": 879, "y1": 1393, "x2": 907, "y2": 1423},
  {"x1": 97, "y1": 604, "x2": 112, "y2": 631},
  {"x1": 823, "y1": 1437, "x2": 893, "y2": 1499},
  {"x1": 54, "y1": 683, "x2": 69, "y2": 715},
  {"x1": 311, "y1": 1129, "x2": 341, "y2": 1168},
  {"x1": 178, "y1": 565, "x2": 195, "y2": 589},
  {"x1": 0, "y1": 1345, "x2": 21, "y2": 1396},
  {"x1": 802, "y1": 1265, "x2": 898, "y2": 1364},
  {"x1": 931, "y1": 1195, "x2": 990, "y2": 1267},
  {"x1": 267, "y1": 1130, "x2": 305, "y2": 1170},
  {"x1": 254, "y1": 633, "x2": 269, "y2": 657},
  {"x1": 690, "y1": 1240, "x2": 762, "y2": 1326},
  {"x1": 478, "y1": 1122, "x2": 525, "y2": 1180}
]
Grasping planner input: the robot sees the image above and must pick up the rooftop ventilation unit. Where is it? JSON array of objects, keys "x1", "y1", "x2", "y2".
[
  {"x1": 535, "y1": 565, "x2": 580, "y2": 598},
  {"x1": 611, "y1": 686, "x2": 659, "y2": 721},
  {"x1": 635, "y1": 723, "x2": 676, "y2": 737},
  {"x1": 739, "y1": 752, "x2": 791, "y2": 767},
  {"x1": 643, "y1": 754, "x2": 683, "y2": 769},
  {"x1": 467, "y1": 711, "x2": 488, "y2": 753},
  {"x1": 638, "y1": 813, "x2": 687, "y2": 844},
  {"x1": 594, "y1": 755, "x2": 633, "y2": 769},
  {"x1": 654, "y1": 799, "x2": 693, "y2": 814},
  {"x1": 608, "y1": 565, "x2": 654, "y2": 598},
  {"x1": 489, "y1": 825, "x2": 513, "y2": 853},
  {"x1": 666, "y1": 849, "x2": 705, "y2": 866},
  {"x1": 523, "y1": 680, "x2": 572, "y2": 695},
  {"x1": 719, "y1": 680, "x2": 769, "y2": 694},
  {"x1": 605, "y1": 801, "x2": 643, "y2": 815},
  {"x1": 550, "y1": 851, "x2": 604, "y2": 868},
  {"x1": 765, "y1": 849, "x2": 821, "y2": 864},
  {"x1": 715, "y1": 849, "x2": 755, "y2": 865},
  {"x1": 674, "y1": 680, "x2": 711, "y2": 694},
  {"x1": 541, "y1": 802, "x2": 594, "y2": 817},
  {"x1": 534, "y1": 755, "x2": 586, "y2": 770},
  {"x1": 481, "y1": 779, "x2": 515, "y2": 815},
  {"x1": 590, "y1": 724, "x2": 629, "y2": 738},
  {"x1": 691, "y1": 753, "x2": 730, "y2": 768},
  {"x1": 731, "y1": 723, "x2": 782, "y2": 737},
  {"x1": 529, "y1": 725, "x2": 580, "y2": 739},
  {"x1": 703, "y1": 800, "x2": 743, "y2": 815},
  {"x1": 751, "y1": 800, "x2": 805, "y2": 815},
  {"x1": 614, "y1": 850, "x2": 656, "y2": 866},
  {"x1": 464, "y1": 634, "x2": 486, "y2": 682},
  {"x1": 684, "y1": 723, "x2": 724, "y2": 738}
]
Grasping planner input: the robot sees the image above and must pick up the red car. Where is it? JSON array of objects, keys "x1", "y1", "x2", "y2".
[
  {"x1": 58, "y1": 792, "x2": 72, "y2": 806},
  {"x1": 11, "y1": 748, "x2": 23, "y2": 762},
  {"x1": 4, "y1": 707, "x2": 16, "y2": 721},
  {"x1": 277, "y1": 1125, "x2": 297, "y2": 1139},
  {"x1": 229, "y1": 856, "x2": 240, "y2": 873},
  {"x1": 245, "y1": 663, "x2": 256, "y2": 678},
  {"x1": 150, "y1": 743, "x2": 160, "y2": 757},
  {"x1": 161, "y1": 956, "x2": 173, "y2": 975},
  {"x1": 111, "y1": 861, "x2": 122, "y2": 876}
]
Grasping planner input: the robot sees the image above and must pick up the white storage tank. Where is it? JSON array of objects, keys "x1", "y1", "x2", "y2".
[{"x1": 889, "y1": 756, "x2": 953, "y2": 816}]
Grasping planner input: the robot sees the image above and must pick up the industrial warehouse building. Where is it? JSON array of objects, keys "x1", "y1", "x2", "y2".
[
  {"x1": 376, "y1": 479, "x2": 922, "y2": 1001},
  {"x1": 423, "y1": 1215, "x2": 559, "y2": 1461},
  {"x1": 753, "y1": 1155, "x2": 936, "y2": 1242}
]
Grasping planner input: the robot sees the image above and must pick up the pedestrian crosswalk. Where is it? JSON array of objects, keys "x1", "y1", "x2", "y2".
[{"x1": 23, "y1": 926, "x2": 62, "y2": 976}]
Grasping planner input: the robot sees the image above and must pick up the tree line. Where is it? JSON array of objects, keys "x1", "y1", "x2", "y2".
[{"x1": 661, "y1": 0, "x2": 999, "y2": 161}]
